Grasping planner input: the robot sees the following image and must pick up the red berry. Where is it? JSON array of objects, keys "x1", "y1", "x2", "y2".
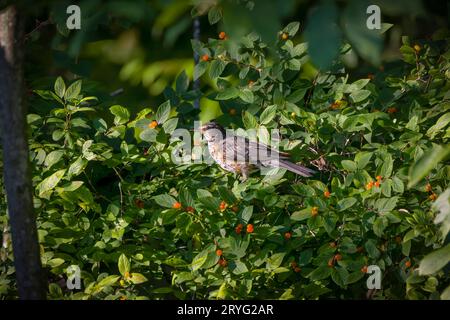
[
  {"x1": 186, "y1": 206, "x2": 195, "y2": 213},
  {"x1": 246, "y1": 224, "x2": 254, "y2": 233},
  {"x1": 173, "y1": 202, "x2": 182, "y2": 209},
  {"x1": 149, "y1": 120, "x2": 158, "y2": 129}
]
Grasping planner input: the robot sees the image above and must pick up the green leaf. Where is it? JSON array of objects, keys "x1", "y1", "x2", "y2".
[
  {"x1": 175, "y1": 71, "x2": 189, "y2": 94},
  {"x1": 337, "y1": 197, "x2": 357, "y2": 211},
  {"x1": 97, "y1": 275, "x2": 120, "y2": 288},
  {"x1": 191, "y1": 250, "x2": 208, "y2": 271},
  {"x1": 44, "y1": 150, "x2": 64, "y2": 169},
  {"x1": 441, "y1": 285, "x2": 450, "y2": 300},
  {"x1": 291, "y1": 208, "x2": 312, "y2": 221},
  {"x1": 232, "y1": 260, "x2": 248, "y2": 275},
  {"x1": 194, "y1": 61, "x2": 207, "y2": 81},
  {"x1": 129, "y1": 273, "x2": 148, "y2": 284},
  {"x1": 162, "y1": 118, "x2": 178, "y2": 135},
  {"x1": 118, "y1": 254, "x2": 130, "y2": 276},
  {"x1": 408, "y1": 145, "x2": 450, "y2": 188},
  {"x1": 355, "y1": 152, "x2": 372, "y2": 169},
  {"x1": 156, "y1": 101, "x2": 171, "y2": 124},
  {"x1": 239, "y1": 206, "x2": 253, "y2": 224},
  {"x1": 110, "y1": 105, "x2": 130, "y2": 125},
  {"x1": 208, "y1": 6, "x2": 222, "y2": 24},
  {"x1": 331, "y1": 267, "x2": 349, "y2": 288},
  {"x1": 391, "y1": 177, "x2": 404, "y2": 194},
  {"x1": 426, "y1": 112, "x2": 450, "y2": 139},
  {"x1": 266, "y1": 253, "x2": 285, "y2": 270},
  {"x1": 350, "y1": 90, "x2": 371, "y2": 103},
  {"x1": 242, "y1": 111, "x2": 258, "y2": 129},
  {"x1": 216, "y1": 87, "x2": 239, "y2": 100},
  {"x1": 68, "y1": 156, "x2": 87, "y2": 178},
  {"x1": 37, "y1": 169, "x2": 66, "y2": 197},
  {"x1": 374, "y1": 197, "x2": 398, "y2": 213},
  {"x1": 54, "y1": 77, "x2": 66, "y2": 98},
  {"x1": 283, "y1": 21, "x2": 300, "y2": 36},
  {"x1": 346, "y1": 79, "x2": 371, "y2": 92},
  {"x1": 152, "y1": 194, "x2": 177, "y2": 208},
  {"x1": 433, "y1": 189, "x2": 450, "y2": 238},
  {"x1": 304, "y1": 2, "x2": 341, "y2": 69},
  {"x1": 209, "y1": 60, "x2": 227, "y2": 79},
  {"x1": 418, "y1": 244, "x2": 450, "y2": 275},
  {"x1": 341, "y1": 160, "x2": 357, "y2": 171},
  {"x1": 239, "y1": 88, "x2": 254, "y2": 104},
  {"x1": 308, "y1": 266, "x2": 332, "y2": 280},
  {"x1": 140, "y1": 129, "x2": 157, "y2": 142},
  {"x1": 259, "y1": 105, "x2": 277, "y2": 125},
  {"x1": 47, "y1": 258, "x2": 64, "y2": 268},
  {"x1": 65, "y1": 80, "x2": 82, "y2": 100}
]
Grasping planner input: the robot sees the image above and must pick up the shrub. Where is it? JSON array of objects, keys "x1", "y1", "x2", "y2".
[{"x1": 1, "y1": 22, "x2": 449, "y2": 300}]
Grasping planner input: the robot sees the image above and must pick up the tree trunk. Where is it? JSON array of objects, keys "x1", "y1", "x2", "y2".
[{"x1": 0, "y1": 5, "x2": 46, "y2": 299}]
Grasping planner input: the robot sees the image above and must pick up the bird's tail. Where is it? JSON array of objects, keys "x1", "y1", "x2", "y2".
[{"x1": 278, "y1": 160, "x2": 315, "y2": 177}]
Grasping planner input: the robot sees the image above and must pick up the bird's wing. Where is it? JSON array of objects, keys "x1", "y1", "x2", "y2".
[{"x1": 222, "y1": 135, "x2": 288, "y2": 165}]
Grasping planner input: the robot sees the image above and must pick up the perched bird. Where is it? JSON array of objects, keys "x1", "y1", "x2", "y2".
[{"x1": 200, "y1": 121, "x2": 315, "y2": 180}]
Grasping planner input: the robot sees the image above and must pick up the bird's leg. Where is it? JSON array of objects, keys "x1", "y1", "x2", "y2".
[{"x1": 240, "y1": 167, "x2": 249, "y2": 181}]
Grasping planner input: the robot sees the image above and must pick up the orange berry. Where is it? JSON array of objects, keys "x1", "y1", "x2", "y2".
[
  {"x1": 218, "y1": 258, "x2": 228, "y2": 267},
  {"x1": 294, "y1": 267, "x2": 301, "y2": 273},
  {"x1": 134, "y1": 199, "x2": 144, "y2": 209},
  {"x1": 376, "y1": 175, "x2": 382, "y2": 181},
  {"x1": 246, "y1": 224, "x2": 254, "y2": 233},
  {"x1": 235, "y1": 224, "x2": 243, "y2": 234},
  {"x1": 413, "y1": 44, "x2": 421, "y2": 52},
  {"x1": 311, "y1": 207, "x2": 319, "y2": 217},
  {"x1": 219, "y1": 201, "x2": 227, "y2": 211},
  {"x1": 375, "y1": 181, "x2": 381, "y2": 187},
  {"x1": 425, "y1": 183, "x2": 432, "y2": 192},
  {"x1": 324, "y1": 190, "x2": 331, "y2": 198},
  {"x1": 281, "y1": 32, "x2": 289, "y2": 40},
  {"x1": 327, "y1": 258, "x2": 334, "y2": 268},
  {"x1": 361, "y1": 265, "x2": 368, "y2": 273},
  {"x1": 149, "y1": 120, "x2": 158, "y2": 129},
  {"x1": 186, "y1": 206, "x2": 195, "y2": 213},
  {"x1": 366, "y1": 181, "x2": 374, "y2": 190},
  {"x1": 334, "y1": 254, "x2": 342, "y2": 261},
  {"x1": 429, "y1": 193, "x2": 437, "y2": 201},
  {"x1": 216, "y1": 249, "x2": 223, "y2": 257},
  {"x1": 173, "y1": 202, "x2": 182, "y2": 209},
  {"x1": 219, "y1": 31, "x2": 226, "y2": 40},
  {"x1": 329, "y1": 242, "x2": 337, "y2": 248},
  {"x1": 387, "y1": 107, "x2": 398, "y2": 114},
  {"x1": 284, "y1": 232, "x2": 292, "y2": 240},
  {"x1": 201, "y1": 54, "x2": 209, "y2": 62},
  {"x1": 229, "y1": 108, "x2": 237, "y2": 116},
  {"x1": 405, "y1": 260, "x2": 411, "y2": 268}
]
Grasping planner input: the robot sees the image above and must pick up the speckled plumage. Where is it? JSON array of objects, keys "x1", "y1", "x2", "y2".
[{"x1": 200, "y1": 121, "x2": 315, "y2": 180}]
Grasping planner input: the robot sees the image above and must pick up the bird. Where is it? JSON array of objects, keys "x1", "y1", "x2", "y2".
[{"x1": 199, "y1": 121, "x2": 315, "y2": 180}]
